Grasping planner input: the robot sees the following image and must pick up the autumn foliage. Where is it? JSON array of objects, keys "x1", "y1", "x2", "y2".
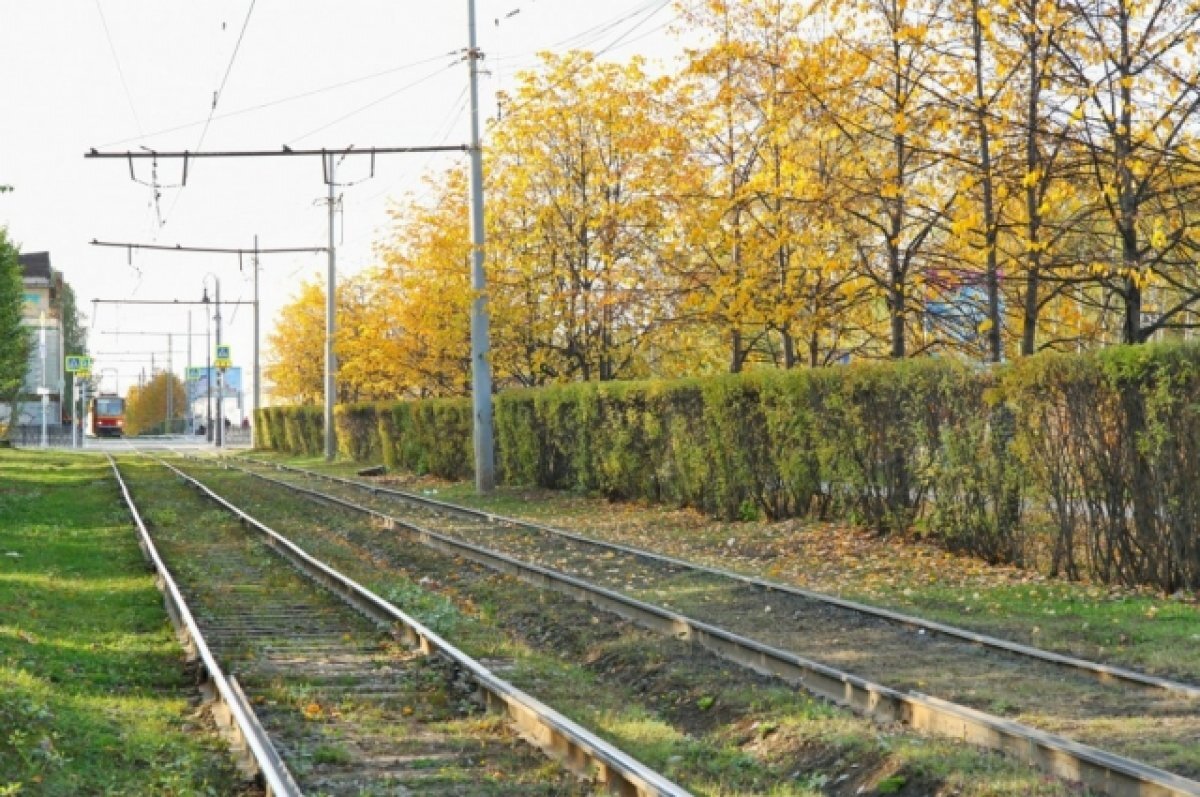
[
  {"x1": 264, "y1": 0, "x2": 1200, "y2": 404},
  {"x1": 124, "y1": 372, "x2": 187, "y2": 436}
]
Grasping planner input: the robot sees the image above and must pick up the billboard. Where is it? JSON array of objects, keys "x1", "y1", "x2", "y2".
[{"x1": 188, "y1": 366, "x2": 242, "y2": 399}]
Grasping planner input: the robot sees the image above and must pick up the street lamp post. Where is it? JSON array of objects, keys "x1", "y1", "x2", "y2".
[
  {"x1": 202, "y1": 290, "x2": 212, "y2": 442},
  {"x1": 202, "y1": 274, "x2": 223, "y2": 449},
  {"x1": 39, "y1": 311, "x2": 47, "y2": 448}
]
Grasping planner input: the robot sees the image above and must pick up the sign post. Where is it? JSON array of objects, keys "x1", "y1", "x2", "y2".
[
  {"x1": 214, "y1": 345, "x2": 231, "y2": 448},
  {"x1": 79, "y1": 377, "x2": 88, "y2": 449},
  {"x1": 64, "y1": 356, "x2": 93, "y2": 449},
  {"x1": 186, "y1": 367, "x2": 204, "y2": 438}
]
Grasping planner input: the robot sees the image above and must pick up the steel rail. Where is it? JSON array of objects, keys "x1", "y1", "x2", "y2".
[
  {"x1": 202, "y1": 456, "x2": 1200, "y2": 797},
  {"x1": 150, "y1": 456, "x2": 691, "y2": 797},
  {"x1": 106, "y1": 455, "x2": 301, "y2": 797},
  {"x1": 236, "y1": 456, "x2": 1200, "y2": 701}
]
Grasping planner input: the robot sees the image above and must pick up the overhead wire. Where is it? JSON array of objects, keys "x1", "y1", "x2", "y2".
[
  {"x1": 93, "y1": 0, "x2": 144, "y2": 138},
  {"x1": 493, "y1": 0, "x2": 676, "y2": 121},
  {"x1": 194, "y1": 0, "x2": 258, "y2": 154},
  {"x1": 163, "y1": 0, "x2": 258, "y2": 227},
  {"x1": 340, "y1": 0, "x2": 677, "y2": 254},
  {"x1": 355, "y1": 85, "x2": 470, "y2": 208},
  {"x1": 286, "y1": 60, "x2": 461, "y2": 146},
  {"x1": 93, "y1": 1, "x2": 166, "y2": 240},
  {"x1": 490, "y1": 0, "x2": 673, "y2": 74},
  {"x1": 96, "y1": 51, "x2": 460, "y2": 149}
]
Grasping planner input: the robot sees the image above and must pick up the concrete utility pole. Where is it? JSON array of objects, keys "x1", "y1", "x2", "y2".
[
  {"x1": 187, "y1": 314, "x2": 193, "y2": 435},
  {"x1": 325, "y1": 157, "x2": 337, "y2": 462},
  {"x1": 215, "y1": 277, "x2": 223, "y2": 449},
  {"x1": 252, "y1": 236, "x2": 260, "y2": 446},
  {"x1": 467, "y1": 0, "x2": 495, "y2": 492},
  {"x1": 166, "y1": 333, "x2": 173, "y2": 433},
  {"x1": 201, "y1": 288, "x2": 214, "y2": 442}
]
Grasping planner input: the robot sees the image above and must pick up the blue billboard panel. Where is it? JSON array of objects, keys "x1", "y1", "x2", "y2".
[{"x1": 189, "y1": 367, "x2": 241, "y2": 398}]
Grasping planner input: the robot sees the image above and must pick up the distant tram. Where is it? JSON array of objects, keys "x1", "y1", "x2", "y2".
[{"x1": 87, "y1": 395, "x2": 126, "y2": 437}]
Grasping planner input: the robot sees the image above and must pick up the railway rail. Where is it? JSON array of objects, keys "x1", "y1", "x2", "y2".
[
  {"x1": 180, "y1": 452, "x2": 1200, "y2": 797},
  {"x1": 110, "y1": 453, "x2": 690, "y2": 797}
]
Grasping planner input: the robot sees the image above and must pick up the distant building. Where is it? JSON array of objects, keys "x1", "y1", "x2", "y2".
[{"x1": 4, "y1": 252, "x2": 67, "y2": 427}]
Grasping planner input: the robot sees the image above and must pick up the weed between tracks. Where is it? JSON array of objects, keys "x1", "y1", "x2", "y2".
[
  {"x1": 198, "y1": 457, "x2": 1082, "y2": 796},
  {"x1": 121, "y1": 457, "x2": 590, "y2": 796},
  {"x1": 244, "y1": 451, "x2": 1200, "y2": 684},
  {"x1": 0, "y1": 450, "x2": 251, "y2": 796}
]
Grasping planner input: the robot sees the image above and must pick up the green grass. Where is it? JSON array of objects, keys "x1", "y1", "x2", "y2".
[
  {"x1": 854, "y1": 580, "x2": 1200, "y2": 680},
  {"x1": 0, "y1": 450, "x2": 247, "y2": 795}
]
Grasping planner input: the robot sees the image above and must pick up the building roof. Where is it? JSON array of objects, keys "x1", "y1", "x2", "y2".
[{"x1": 18, "y1": 252, "x2": 52, "y2": 282}]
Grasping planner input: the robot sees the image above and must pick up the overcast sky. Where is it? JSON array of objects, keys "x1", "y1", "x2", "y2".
[{"x1": 0, "y1": 0, "x2": 681, "y2": 407}]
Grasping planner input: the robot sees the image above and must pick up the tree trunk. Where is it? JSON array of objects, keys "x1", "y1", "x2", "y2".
[
  {"x1": 1021, "y1": 269, "x2": 1040, "y2": 355},
  {"x1": 781, "y1": 328, "x2": 797, "y2": 369},
  {"x1": 971, "y1": 0, "x2": 1002, "y2": 362},
  {"x1": 1020, "y1": 3, "x2": 1044, "y2": 356},
  {"x1": 890, "y1": 294, "x2": 906, "y2": 359}
]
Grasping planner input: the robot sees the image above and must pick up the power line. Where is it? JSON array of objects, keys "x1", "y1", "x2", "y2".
[
  {"x1": 164, "y1": 0, "x2": 258, "y2": 228},
  {"x1": 88, "y1": 145, "x2": 467, "y2": 161},
  {"x1": 358, "y1": 0, "x2": 676, "y2": 228},
  {"x1": 491, "y1": 0, "x2": 667, "y2": 70},
  {"x1": 354, "y1": 89, "x2": 471, "y2": 209},
  {"x1": 92, "y1": 298, "x2": 255, "y2": 306},
  {"x1": 91, "y1": 239, "x2": 327, "y2": 254},
  {"x1": 100, "y1": 330, "x2": 208, "y2": 337},
  {"x1": 96, "y1": 51, "x2": 460, "y2": 149},
  {"x1": 93, "y1": 0, "x2": 144, "y2": 139},
  {"x1": 288, "y1": 61, "x2": 461, "y2": 146},
  {"x1": 493, "y1": 0, "x2": 675, "y2": 122},
  {"x1": 195, "y1": 0, "x2": 258, "y2": 154}
]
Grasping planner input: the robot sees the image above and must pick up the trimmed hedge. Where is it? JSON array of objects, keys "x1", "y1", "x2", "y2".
[
  {"x1": 1000, "y1": 344, "x2": 1200, "y2": 593},
  {"x1": 257, "y1": 342, "x2": 1200, "y2": 592},
  {"x1": 256, "y1": 405, "x2": 324, "y2": 456}
]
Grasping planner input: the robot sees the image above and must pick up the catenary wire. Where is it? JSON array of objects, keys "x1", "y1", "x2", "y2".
[
  {"x1": 96, "y1": 51, "x2": 460, "y2": 149},
  {"x1": 93, "y1": 0, "x2": 145, "y2": 138},
  {"x1": 286, "y1": 60, "x2": 461, "y2": 146}
]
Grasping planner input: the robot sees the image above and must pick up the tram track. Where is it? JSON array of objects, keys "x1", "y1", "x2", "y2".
[
  {"x1": 110, "y1": 454, "x2": 690, "y2": 797},
  {"x1": 180, "y1": 452, "x2": 1200, "y2": 797}
]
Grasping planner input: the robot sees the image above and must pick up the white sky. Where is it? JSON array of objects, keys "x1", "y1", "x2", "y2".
[{"x1": 0, "y1": 0, "x2": 683, "y2": 407}]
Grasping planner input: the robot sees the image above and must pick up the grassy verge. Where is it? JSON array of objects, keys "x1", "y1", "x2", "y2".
[
  {"x1": 241, "y1": 449, "x2": 1200, "y2": 683},
  {"x1": 211, "y1": 456, "x2": 1076, "y2": 796},
  {"x1": 0, "y1": 450, "x2": 249, "y2": 796}
]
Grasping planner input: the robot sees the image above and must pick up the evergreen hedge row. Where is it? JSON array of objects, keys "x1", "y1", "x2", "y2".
[{"x1": 256, "y1": 342, "x2": 1200, "y2": 592}]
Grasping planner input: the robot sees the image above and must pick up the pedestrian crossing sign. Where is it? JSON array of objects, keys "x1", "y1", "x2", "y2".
[{"x1": 65, "y1": 355, "x2": 93, "y2": 373}]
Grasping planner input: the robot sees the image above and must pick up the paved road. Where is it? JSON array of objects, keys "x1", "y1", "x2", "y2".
[{"x1": 16, "y1": 434, "x2": 250, "y2": 454}]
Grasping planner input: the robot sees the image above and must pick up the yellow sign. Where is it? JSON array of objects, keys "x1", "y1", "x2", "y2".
[{"x1": 65, "y1": 355, "x2": 93, "y2": 373}]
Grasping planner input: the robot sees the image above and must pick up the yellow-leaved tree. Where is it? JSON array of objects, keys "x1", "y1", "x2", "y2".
[
  {"x1": 264, "y1": 273, "x2": 383, "y2": 404},
  {"x1": 487, "y1": 53, "x2": 684, "y2": 382},
  {"x1": 124, "y1": 372, "x2": 186, "y2": 435},
  {"x1": 374, "y1": 168, "x2": 474, "y2": 397}
]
